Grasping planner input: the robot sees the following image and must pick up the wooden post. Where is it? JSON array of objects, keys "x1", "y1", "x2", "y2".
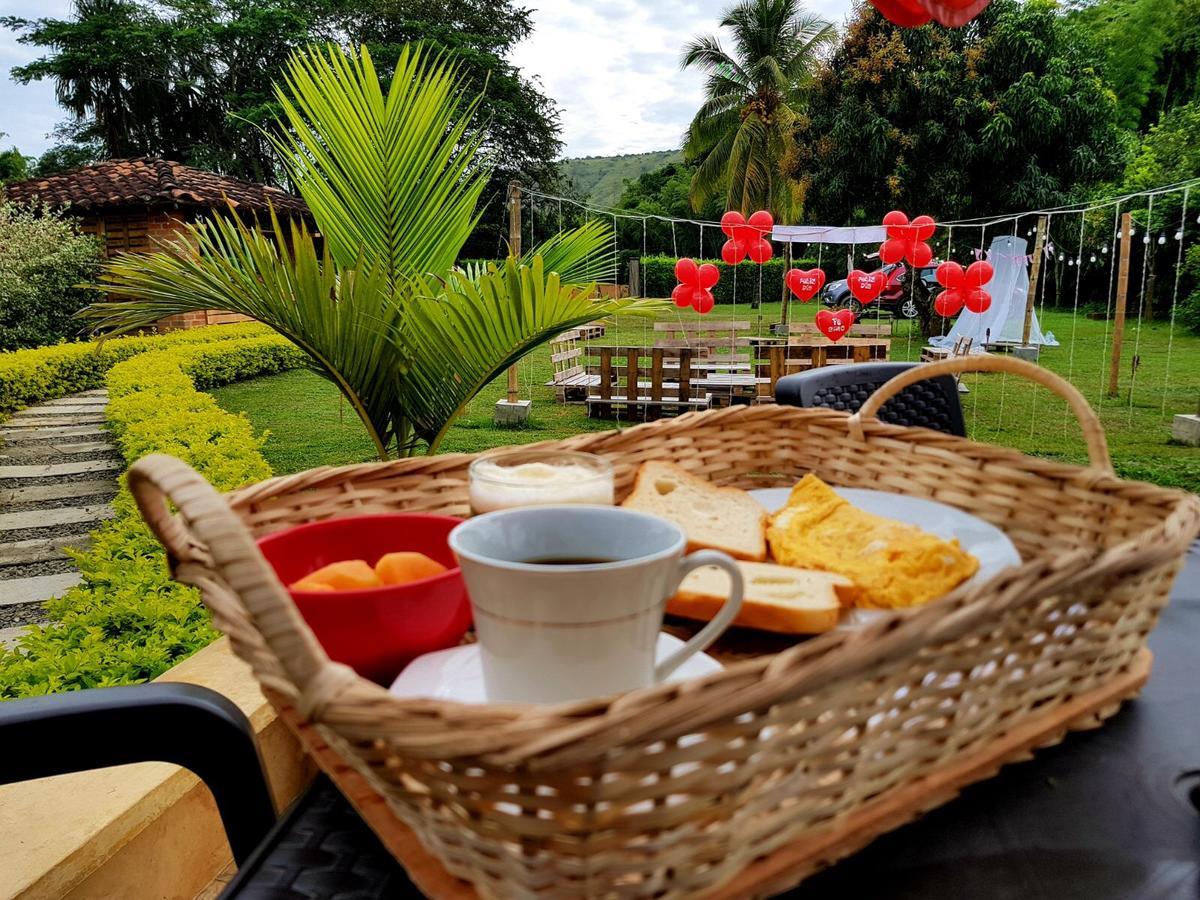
[
  {"x1": 1022, "y1": 216, "x2": 1048, "y2": 345},
  {"x1": 1107, "y1": 212, "x2": 1133, "y2": 397},
  {"x1": 506, "y1": 181, "x2": 522, "y2": 404}
]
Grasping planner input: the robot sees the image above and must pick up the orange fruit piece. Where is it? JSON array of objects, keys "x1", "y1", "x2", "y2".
[
  {"x1": 290, "y1": 559, "x2": 383, "y2": 592},
  {"x1": 374, "y1": 551, "x2": 447, "y2": 585}
]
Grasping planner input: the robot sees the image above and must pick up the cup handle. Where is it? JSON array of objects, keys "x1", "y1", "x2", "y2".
[{"x1": 654, "y1": 550, "x2": 743, "y2": 683}]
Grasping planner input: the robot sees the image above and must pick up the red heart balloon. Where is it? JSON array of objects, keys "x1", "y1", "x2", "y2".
[
  {"x1": 816, "y1": 308, "x2": 856, "y2": 342},
  {"x1": 694, "y1": 289, "x2": 715, "y2": 315},
  {"x1": 871, "y1": 0, "x2": 933, "y2": 26},
  {"x1": 936, "y1": 261, "x2": 964, "y2": 288},
  {"x1": 964, "y1": 261, "x2": 994, "y2": 288},
  {"x1": 934, "y1": 289, "x2": 964, "y2": 317},
  {"x1": 786, "y1": 268, "x2": 826, "y2": 302},
  {"x1": 879, "y1": 237, "x2": 908, "y2": 265},
  {"x1": 675, "y1": 258, "x2": 699, "y2": 285},
  {"x1": 720, "y1": 211, "x2": 745, "y2": 238},
  {"x1": 672, "y1": 284, "x2": 693, "y2": 308},
  {"x1": 847, "y1": 269, "x2": 887, "y2": 304},
  {"x1": 747, "y1": 209, "x2": 774, "y2": 236},
  {"x1": 963, "y1": 288, "x2": 992, "y2": 313},
  {"x1": 882, "y1": 210, "x2": 910, "y2": 239},
  {"x1": 721, "y1": 239, "x2": 747, "y2": 265},
  {"x1": 697, "y1": 263, "x2": 720, "y2": 289},
  {"x1": 748, "y1": 238, "x2": 773, "y2": 264}
]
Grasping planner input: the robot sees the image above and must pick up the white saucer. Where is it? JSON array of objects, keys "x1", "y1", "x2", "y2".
[{"x1": 389, "y1": 632, "x2": 723, "y2": 704}]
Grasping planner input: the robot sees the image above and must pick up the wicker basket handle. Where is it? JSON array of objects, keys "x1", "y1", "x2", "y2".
[
  {"x1": 847, "y1": 355, "x2": 1113, "y2": 473},
  {"x1": 128, "y1": 454, "x2": 340, "y2": 696}
]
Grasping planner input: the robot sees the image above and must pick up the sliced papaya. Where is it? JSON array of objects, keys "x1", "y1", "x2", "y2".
[
  {"x1": 374, "y1": 551, "x2": 447, "y2": 585},
  {"x1": 290, "y1": 559, "x2": 383, "y2": 592}
]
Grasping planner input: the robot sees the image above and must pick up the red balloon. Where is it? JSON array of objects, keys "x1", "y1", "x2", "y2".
[
  {"x1": 747, "y1": 209, "x2": 775, "y2": 236},
  {"x1": 672, "y1": 284, "x2": 693, "y2": 308},
  {"x1": 965, "y1": 261, "x2": 994, "y2": 288},
  {"x1": 697, "y1": 262, "x2": 720, "y2": 289},
  {"x1": 748, "y1": 238, "x2": 773, "y2": 264},
  {"x1": 720, "y1": 211, "x2": 745, "y2": 238},
  {"x1": 785, "y1": 267, "x2": 826, "y2": 302},
  {"x1": 882, "y1": 210, "x2": 910, "y2": 239},
  {"x1": 847, "y1": 269, "x2": 888, "y2": 304},
  {"x1": 918, "y1": 0, "x2": 993, "y2": 27},
  {"x1": 911, "y1": 215, "x2": 936, "y2": 241},
  {"x1": 732, "y1": 223, "x2": 758, "y2": 245},
  {"x1": 675, "y1": 258, "x2": 699, "y2": 285},
  {"x1": 816, "y1": 308, "x2": 856, "y2": 342},
  {"x1": 908, "y1": 241, "x2": 934, "y2": 268},
  {"x1": 879, "y1": 237, "x2": 908, "y2": 265},
  {"x1": 871, "y1": 0, "x2": 933, "y2": 26},
  {"x1": 936, "y1": 261, "x2": 964, "y2": 288},
  {"x1": 721, "y1": 239, "x2": 747, "y2": 265},
  {"x1": 964, "y1": 288, "x2": 992, "y2": 313},
  {"x1": 934, "y1": 289, "x2": 964, "y2": 317},
  {"x1": 694, "y1": 289, "x2": 715, "y2": 315}
]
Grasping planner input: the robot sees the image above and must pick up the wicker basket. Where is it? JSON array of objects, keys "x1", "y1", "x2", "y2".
[{"x1": 129, "y1": 357, "x2": 1199, "y2": 899}]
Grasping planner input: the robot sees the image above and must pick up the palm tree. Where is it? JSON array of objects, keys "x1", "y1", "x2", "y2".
[
  {"x1": 84, "y1": 44, "x2": 658, "y2": 459},
  {"x1": 681, "y1": 0, "x2": 835, "y2": 220}
]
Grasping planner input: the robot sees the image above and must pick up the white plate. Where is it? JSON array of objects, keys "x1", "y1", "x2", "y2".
[
  {"x1": 389, "y1": 632, "x2": 723, "y2": 705},
  {"x1": 750, "y1": 486, "x2": 1021, "y2": 627}
]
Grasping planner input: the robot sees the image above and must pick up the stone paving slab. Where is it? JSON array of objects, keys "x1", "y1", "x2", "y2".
[
  {"x1": 0, "y1": 625, "x2": 29, "y2": 649},
  {"x1": 0, "y1": 425, "x2": 107, "y2": 442},
  {"x1": 0, "y1": 504, "x2": 114, "y2": 533},
  {"x1": 1, "y1": 414, "x2": 107, "y2": 428},
  {"x1": 0, "y1": 481, "x2": 116, "y2": 505},
  {"x1": 0, "y1": 459, "x2": 121, "y2": 479},
  {"x1": 13, "y1": 404, "x2": 107, "y2": 416},
  {"x1": 78, "y1": 389, "x2": 108, "y2": 397},
  {"x1": 0, "y1": 442, "x2": 115, "y2": 462},
  {"x1": 0, "y1": 533, "x2": 92, "y2": 566},
  {"x1": 0, "y1": 572, "x2": 81, "y2": 606},
  {"x1": 42, "y1": 395, "x2": 108, "y2": 405}
]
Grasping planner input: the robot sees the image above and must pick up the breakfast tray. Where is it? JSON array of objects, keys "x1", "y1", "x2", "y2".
[{"x1": 129, "y1": 356, "x2": 1200, "y2": 899}]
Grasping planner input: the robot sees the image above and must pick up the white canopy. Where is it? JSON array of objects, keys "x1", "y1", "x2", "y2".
[
  {"x1": 930, "y1": 235, "x2": 1058, "y2": 349},
  {"x1": 771, "y1": 225, "x2": 888, "y2": 245}
]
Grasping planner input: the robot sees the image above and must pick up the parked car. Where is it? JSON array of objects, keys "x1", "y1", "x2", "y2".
[{"x1": 821, "y1": 262, "x2": 941, "y2": 318}]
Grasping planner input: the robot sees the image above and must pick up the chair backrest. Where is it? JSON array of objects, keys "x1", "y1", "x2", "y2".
[
  {"x1": 782, "y1": 322, "x2": 891, "y2": 339},
  {"x1": 773, "y1": 361, "x2": 966, "y2": 436},
  {"x1": 549, "y1": 330, "x2": 583, "y2": 384},
  {"x1": 653, "y1": 320, "x2": 752, "y2": 348},
  {"x1": 588, "y1": 346, "x2": 701, "y2": 403}
]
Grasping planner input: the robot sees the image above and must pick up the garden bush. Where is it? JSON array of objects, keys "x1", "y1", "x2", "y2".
[
  {"x1": 0, "y1": 321, "x2": 270, "y2": 415},
  {"x1": 0, "y1": 201, "x2": 102, "y2": 350},
  {"x1": 640, "y1": 254, "x2": 818, "y2": 303},
  {"x1": 0, "y1": 332, "x2": 305, "y2": 698}
]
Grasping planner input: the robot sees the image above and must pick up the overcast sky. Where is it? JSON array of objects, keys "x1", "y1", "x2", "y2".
[{"x1": 0, "y1": 0, "x2": 855, "y2": 160}]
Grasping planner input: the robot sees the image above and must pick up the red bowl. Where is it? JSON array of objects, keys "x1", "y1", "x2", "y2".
[{"x1": 256, "y1": 513, "x2": 471, "y2": 684}]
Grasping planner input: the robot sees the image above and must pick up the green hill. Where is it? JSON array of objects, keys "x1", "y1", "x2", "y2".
[{"x1": 561, "y1": 149, "x2": 683, "y2": 207}]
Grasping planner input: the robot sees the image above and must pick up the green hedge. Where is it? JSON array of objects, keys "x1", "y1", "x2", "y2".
[
  {"x1": 640, "y1": 255, "x2": 818, "y2": 303},
  {"x1": 0, "y1": 322, "x2": 272, "y2": 416},
  {"x1": 0, "y1": 332, "x2": 306, "y2": 698}
]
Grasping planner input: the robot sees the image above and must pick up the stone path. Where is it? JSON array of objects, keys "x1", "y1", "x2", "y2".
[{"x1": 0, "y1": 390, "x2": 119, "y2": 643}]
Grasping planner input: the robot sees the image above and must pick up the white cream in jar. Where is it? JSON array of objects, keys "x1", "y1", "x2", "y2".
[{"x1": 468, "y1": 451, "x2": 614, "y2": 514}]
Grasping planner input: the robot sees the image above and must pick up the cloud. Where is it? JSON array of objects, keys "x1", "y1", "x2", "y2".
[{"x1": 1, "y1": 0, "x2": 74, "y2": 154}]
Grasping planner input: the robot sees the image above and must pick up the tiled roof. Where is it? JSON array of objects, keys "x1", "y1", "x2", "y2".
[{"x1": 2, "y1": 157, "x2": 309, "y2": 217}]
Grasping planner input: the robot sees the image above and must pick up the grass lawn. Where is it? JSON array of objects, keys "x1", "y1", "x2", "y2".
[{"x1": 210, "y1": 300, "x2": 1200, "y2": 491}]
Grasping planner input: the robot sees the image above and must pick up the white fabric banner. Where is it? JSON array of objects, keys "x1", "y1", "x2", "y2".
[{"x1": 771, "y1": 225, "x2": 889, "y2": 245}]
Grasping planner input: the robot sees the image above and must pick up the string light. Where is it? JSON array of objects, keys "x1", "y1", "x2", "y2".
[
  {"x1": 1067, "y1": 258, "x2": 1074, "y2": 266},
  {"x1": 1090, "y1": 253, "x2": 1097, "y2": 263},
  {"x1": 1158, "y1": 234, "x2": 1167, "y2": 245},
  {"x1": 1102, "y1": 244, "x2": 1108, "y2": 254},
  {"x1": 1143, "y1": 234, "x2": 1151, "y2": 244},
  {"x1": 1075, "y1": 256, "x2": 1082, "y2": 265},
  {"x1": 1176, "y1": 230, "x2": 1184, "y2": 240}
]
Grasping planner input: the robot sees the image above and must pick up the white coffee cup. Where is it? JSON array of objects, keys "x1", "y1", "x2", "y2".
[{"x1": 448, "y1": 505, "x2": 744, "y2": 704}]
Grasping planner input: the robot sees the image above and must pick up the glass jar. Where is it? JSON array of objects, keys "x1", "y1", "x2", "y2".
[{"x1": 468, "y1": 450, "x2": 615, "y2": 515}]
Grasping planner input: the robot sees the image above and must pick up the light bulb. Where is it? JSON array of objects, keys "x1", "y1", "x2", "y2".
[
  {"x1": 1175, "y1": 231, "x2": 1183, "y2": 240},
  {"x1": 1143, "y1": 234, "x2": 1150, "y2": 244},
  {"x1": 1075, "y1": 257, "x2": 1082, "y2": 265},
  {"x1": 1027, "y1": 229, "x2": 1033, "y2": 236},
  {"x1": 1067, "y1": 258, "x2": 1074, "y2": 266},
  {"x1": 1158, "y1": 234, "x2": 1166, "y2": 245},
  {"x1": 1090, "y1": 254, "x2": 1097, "y2": 263},
  {"x1": 1102, "y1": 245, "x2": 1108, "y2": 254}
]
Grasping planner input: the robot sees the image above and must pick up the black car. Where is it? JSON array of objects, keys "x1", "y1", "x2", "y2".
[{"x1": 821, "y1": 263, "x2": 941, "y2": 318}]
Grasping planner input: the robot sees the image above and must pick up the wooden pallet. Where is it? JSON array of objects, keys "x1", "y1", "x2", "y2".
[{"x1": 273, "y1": 649, "x2": 1152, "y2": 899}]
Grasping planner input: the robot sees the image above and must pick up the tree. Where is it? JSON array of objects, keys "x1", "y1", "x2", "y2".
[
  {"x1": 792, "y1": 0, "x2": 1128, "y2": 224},
  {"x1": 3, "y1": 0, "x2": 564, "y2": 248},
  {"x1": 0, "y1": 134, "x2": 32, "y2": 183},
  {"x1": 680, "y1": 0, "x2": 835, "y2": 221},
  {"x1": 86, "y1": 45, "x2": 658, "y2": 458},
  {"x1": 613, "y1": 161, "x2": 723, "y2": 259}
]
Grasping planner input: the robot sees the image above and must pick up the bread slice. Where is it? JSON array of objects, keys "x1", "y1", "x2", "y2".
[
  {"x1": 669, "y1": 561, "x2": 851, "y2": 634},
  {"x1": 621, "y1": 461, "x2": 767, "y2": 561}
]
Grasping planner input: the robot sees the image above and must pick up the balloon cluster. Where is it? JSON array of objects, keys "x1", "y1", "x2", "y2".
[
  {"x1": 816, "y1": 309, "x2": 856, "y2": 343},
  {"x1": 785, "y1": 268, "x2": 825, "y2": 302},
  {"x1": 934, "y1": 261, "x2": 994, "y2": 317},
  {"x1": 870, "y1": 0, "x2": 992, "y2": 28},
  {"x1": 880, "y1": 211, "x2": 936, "y2": 267},
  {"x1": 720, "y1": 210, "x2": 774, "y2": 265},
  {"x1": 672, "y1": 258, "x2": 720, "y2": 315}
]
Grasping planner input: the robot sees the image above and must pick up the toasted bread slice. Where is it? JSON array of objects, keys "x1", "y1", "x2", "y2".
[
  {"x1": 669, "y1": 561, "x2": 851, "y2": 634},
  {"x1": 621, "y1": 461, "x2": 767, "y2": 561}
]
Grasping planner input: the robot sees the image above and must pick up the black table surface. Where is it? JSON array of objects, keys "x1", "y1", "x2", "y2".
[{"x1": 225, "y1": 545, "x2": 1200, "y2": 900}]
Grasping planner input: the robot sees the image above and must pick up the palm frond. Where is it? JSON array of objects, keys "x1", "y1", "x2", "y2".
[{"x1": 520, "y1": 219, "x2": 617, "y2": 286}]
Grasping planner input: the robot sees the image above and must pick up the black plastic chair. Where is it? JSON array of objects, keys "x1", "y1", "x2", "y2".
[{"x1": 774, "y1": 361, "x2": 966, "y2": 436}]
